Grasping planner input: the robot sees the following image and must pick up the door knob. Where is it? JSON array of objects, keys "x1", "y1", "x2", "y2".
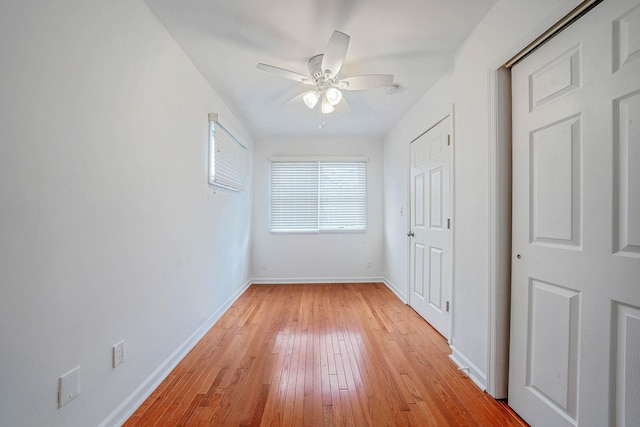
[{"x1": 407, "y1": 231, "x2": 415, "y2": 237}]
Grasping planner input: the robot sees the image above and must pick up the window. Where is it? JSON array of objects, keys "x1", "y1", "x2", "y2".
[
  {"x1": 271, "y1": 159, "x2": 367, "y2": 232},
  {"x1": 209, "y1": 113, "x2": 247, "y2": 191}
]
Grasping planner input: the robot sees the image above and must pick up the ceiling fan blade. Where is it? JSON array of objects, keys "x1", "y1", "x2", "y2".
[
  {"x1": 340, "y1": 74, "x2": 394, "y2": 90},
  {"x1": 284, "y1": 92, "x2": 306, "y2": 106},
  {"x1": 257, "y1": 63, "x2": 313, "y2": 84},
  {"x1": 335, "y1": 97, "x2": 350, "y2": 113},
  {"x1": 321, "y1": 31, "x2": 350, "y2": 77}
]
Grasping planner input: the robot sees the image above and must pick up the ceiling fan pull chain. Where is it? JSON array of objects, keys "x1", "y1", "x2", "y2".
[{"x1": 318, "y1": 102, "x2": 325, "y2": 130}]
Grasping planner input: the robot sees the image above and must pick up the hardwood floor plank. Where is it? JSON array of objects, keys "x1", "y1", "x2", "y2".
[{"x1": 125, "y1": 283, "x2": 528, "y2": 426}]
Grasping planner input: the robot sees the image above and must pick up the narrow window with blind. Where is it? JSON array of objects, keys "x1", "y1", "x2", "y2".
[
  {"x1": 209, "y1": 113, "x2": 247, "y2": 191},
  {"x1": 271, "y1": 159, "x2": 367, "y2": 233}
]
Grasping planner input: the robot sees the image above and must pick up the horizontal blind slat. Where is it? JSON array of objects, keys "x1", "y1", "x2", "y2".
[
  {"x1": 271, "y1": 160, "x2": 366, "y2": 232},
  {"x1": 210, "y1": 120, "x2": 247, "y2": 191}
]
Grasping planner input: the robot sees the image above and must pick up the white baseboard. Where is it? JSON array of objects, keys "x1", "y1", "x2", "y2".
[
  {"x1": 99, "y1": 279, "x2": 252, "y2": 427},
  {"x1": 382, "y1": 277, "x2": 407, "y2": 303},
  {"x1": 449, "y1": 345, "x2": 487, "y2": 392},
  {"x1": 249, "y1": 276, "x2": 386, "y2": 285},
  {"x1": 248, "y1": 276, "x2": 406, "y2": 303}
]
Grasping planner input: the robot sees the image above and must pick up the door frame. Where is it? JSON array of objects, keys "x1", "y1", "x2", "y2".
[
  {"x1": 406, "y1": 107, "x2": 456, "y2": 344},
  {"x1": 485, "y1": 0, "x2": 602, "y2": 399}
]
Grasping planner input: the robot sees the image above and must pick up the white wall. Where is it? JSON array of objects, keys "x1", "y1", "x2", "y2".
[
  {"x1": 252, "y1": 137, "x2": 384, "y2": 283},
  {"x1": 0, "y1": 1, "x2": 252, "y2": 426},
  {"x1": 383, "y1": 0, "x2": 582, "y2": 390}
]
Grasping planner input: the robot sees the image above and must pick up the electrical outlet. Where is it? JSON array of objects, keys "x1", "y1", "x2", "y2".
[
  {"x1": 366, "y1": 260, "x2": 372, "y2": 269},
  {"x1": 113, "y1": 341, "x2": 125, "y2": 368},
  {"x1": 261, "y1": 261, "x2": 268, "y2": 270},
  {"x1": 58, "y1": 366, "x2": 80, "y2": 408}
]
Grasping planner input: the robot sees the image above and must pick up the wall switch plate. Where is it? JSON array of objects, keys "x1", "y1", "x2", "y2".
[
  {"x1": 113, "y1": 341, "x2": 125, "y2": 368},
  {"x1": 58, "y1": 366, "x2": 80, "y2": 408}
]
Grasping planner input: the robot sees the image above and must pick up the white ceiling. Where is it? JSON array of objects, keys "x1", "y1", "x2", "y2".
[{"x1": 144, "y1": 0, "x2": 498, "y2": 138}]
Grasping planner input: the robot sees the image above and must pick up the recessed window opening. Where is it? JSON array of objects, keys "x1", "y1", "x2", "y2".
[
  {"x1": 270, "y1": 159, "x2": 367, "y2": 233},
  {"x1": 209, "y1": 113, "x2": 247, "y2": 192}
]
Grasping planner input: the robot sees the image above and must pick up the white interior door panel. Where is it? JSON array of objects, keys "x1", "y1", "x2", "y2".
[
  {"x1": 409, "y1": 116, "x2": 452, "y2": 338},
  {"x1": 509, "y1": 1, "x2": 640, "y2": 426}
]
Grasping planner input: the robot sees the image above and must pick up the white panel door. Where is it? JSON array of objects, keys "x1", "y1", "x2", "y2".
[
  {"x1": 409, "y1": 116, "x2": 452, "y2": 338},
  {"x1": 510, "y1": 1, "x2": 640, "y2": 426}
]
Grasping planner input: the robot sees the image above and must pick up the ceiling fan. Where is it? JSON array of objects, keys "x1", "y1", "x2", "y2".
[{"x1": 257, "y1": 30, "x2": 394, "y2": 128}]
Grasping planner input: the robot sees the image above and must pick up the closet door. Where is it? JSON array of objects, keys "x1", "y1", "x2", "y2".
[{"x1": 509, "y1": 1, "x2": 640, "y2": 425}]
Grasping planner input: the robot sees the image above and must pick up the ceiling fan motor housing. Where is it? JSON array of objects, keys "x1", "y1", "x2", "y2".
[
  {"x1": 308, "y1": 54, "x2": 344, "y2": 90},
  {"x1": 308, "y1": 54, "x2": 325, "y2": 80}
]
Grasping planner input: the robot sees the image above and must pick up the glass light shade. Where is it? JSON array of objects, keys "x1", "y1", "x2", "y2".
[
  {"x1": 321, "y1": 97, "x2": 335, "y2": 114},
  {"x1": 325, "y1": 87, "x2": 343, "y2": 106},
  {"x1": 302, "y1": 91, "x2": 320, "y2": 109}
]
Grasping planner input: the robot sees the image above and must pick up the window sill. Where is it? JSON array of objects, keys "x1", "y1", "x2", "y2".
[{"x1": 270, "y1": 229, "x2": 367, "y2": 235}]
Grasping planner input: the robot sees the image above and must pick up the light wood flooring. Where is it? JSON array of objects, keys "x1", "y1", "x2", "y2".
[{"x1": 124, "y1": 283, "x2": 527, "y2": 426}]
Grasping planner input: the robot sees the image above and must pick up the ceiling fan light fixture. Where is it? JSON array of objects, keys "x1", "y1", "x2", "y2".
[
  {"x1": 256, "y1": 30, "x2": 395, "y2": 128},
  {"x1": 325, "y1": 87, "x2": 343, "y2": 106},
  {"x1": 303, "y1": 91, "x2": 320, "y2": 109},
  {"x1": 321, "y1": 96, "x2": 335, "y2": 114}
]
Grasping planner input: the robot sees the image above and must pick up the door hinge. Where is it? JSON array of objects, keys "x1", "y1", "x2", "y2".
[
  {"x1": 447, "y1": 218, "x2": 451, "y2": 229},
  {"x1": 446, "y1": 301, "x2": 450, "y2": 312},
  {"x1": 447, "y1": 135, "x2": 451, "y2": 146}
]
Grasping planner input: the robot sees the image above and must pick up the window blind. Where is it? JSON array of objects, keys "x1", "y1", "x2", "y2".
[
  {"x1": 271, "y1": 160, "x2": 367, "y2": 232},
  {"x1": 209, "y1": 113, "x2": 247, "y2": 191}
]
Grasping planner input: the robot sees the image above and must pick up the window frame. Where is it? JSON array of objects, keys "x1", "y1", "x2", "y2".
[
  {"x1": 269, "y1": 157, "x2": 368, "y2": 234},
  {"x1": 208, "y1": 113, "x2": 247, "y2": 192}
]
